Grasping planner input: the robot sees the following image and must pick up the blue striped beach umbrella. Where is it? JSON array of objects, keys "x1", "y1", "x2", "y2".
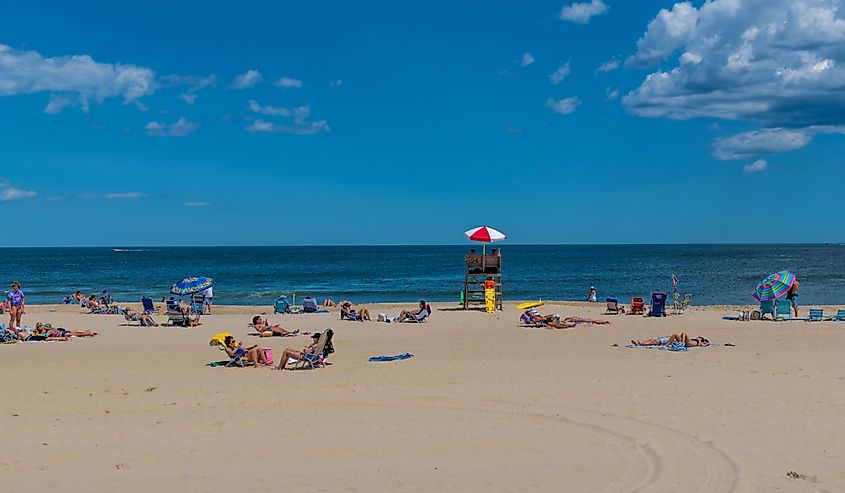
[
  {"x1": 753, "y1": 270, "x2": 795, "y2": 302},
  {"x1": 171, "y1": 276, "x2": 214, "y2": 296}
]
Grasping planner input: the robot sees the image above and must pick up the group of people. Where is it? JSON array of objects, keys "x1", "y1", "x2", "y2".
[
  {"x1": 2, "y1": 321, "x2": 98, "y2": 343},
  {"x1": 218, "y1": 331, "x2": 326, "y2": 371}
]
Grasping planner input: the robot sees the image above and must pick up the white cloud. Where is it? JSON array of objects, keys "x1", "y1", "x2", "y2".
[
  {"x1": 232, "y1": 70, "x2": 261, "y2": 89},
  {"x1": 0, "y1": 179, "x2": 36, "y2": 201},
  {"x1": 545, "y1": 96, "x2": 582, "y2": 115},
  {"x1": 605, "y1": 87, "x2": 620, "y2": 100},
  {"x1": 624, "y1": 0, "x2": 845, "y2": 159},
  {"x1": 560, "y1": 0, "x2": 609, "y2": 24},
  {"x1": 595, "y1": 58, "x2": 620, "y2": 74},
  {"x1": 81, "y1": 192, "x2": 146, "y2": 199},
  {"x1": 275, "y1": 76, "x2": 303, "y2": 88},
  {"x1": 0, "y1": 44, "x2": 155, "y2": 113},
  {"x1": 743, "y1": 159, "x2": 768, "y2": 173},
  {"x1": 248, "y1": 99, "x2": 292, "y2": 116},
  {"x1": 549, "y1": 62, "x2": 572, "y2": 84},
  {"x1": 184, "y1": 201, "x2": 210, "y2": 207},
  {"x1": 521, "y1": 53, "x2": 535, "y2": 67},
  {"x1": 163, "y1": 74, "x2": 217, "y2": 104},
  {"x1": 144, "y1": 117, "x2": 198, "y2": 137},
  {"x1": 247, "y1": 119, "x2": 330, "y2": 135}
]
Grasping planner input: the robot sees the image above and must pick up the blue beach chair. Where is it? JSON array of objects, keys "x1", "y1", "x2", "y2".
[
  {"x1": 807, "y1": 309, "x2": 825, "y2": 321},
  {"x1": 759, "y1": 300, "x2": 776, "y2": 320},
  {"x1": 649, "y1": 292, "x2": 667, "y2": 317},
  {"x1": 775, "y1": 299, "x2": 792, "y2": 320},
  {"x1": 833, "y1": 309, "x2": 845, "y2": 321},
  {"x1": 605, "y1": 298, "x2": 621, "y2": 315},
  {"x1": 274, "y1": 295, "x2": 291, "y2": 314},
  {"x1": 141, "y1": 296, "x2": 156, "y2": 315}
]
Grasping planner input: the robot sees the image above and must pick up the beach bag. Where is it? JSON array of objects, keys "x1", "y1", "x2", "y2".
[{"x1": 262, "y1": 348, "x2": 273, "y2": 365}]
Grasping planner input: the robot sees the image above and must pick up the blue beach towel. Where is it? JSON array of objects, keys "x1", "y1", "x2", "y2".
[{"x1": 369, "y1": 353, "x2": 414, "y2": 362}]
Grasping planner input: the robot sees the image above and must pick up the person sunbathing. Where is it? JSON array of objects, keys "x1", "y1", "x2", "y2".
[
  {"x1": 631, "y1": 332, "x2": 709, "y2": 347},
  {"x1": 562, "y1": 317, "x2": 610, "y2": 325},
  {"x1": 340, "y1": 301, "x2": 371, "y2": 321},
  {"x1": 124, "y1": 307, "x2": 158, "y2": 327},
  {"x1": 523, "y1": 311, "x2": 576, "y2": 329},
  {"x1": 27, "y1": 323, "x2": 98, "y2": 341},
  {"x1": 273, "y1": 332, "x2": 321, "y2": 370},
  {"x1": 86, "y1": 295, "x2": 101, "y2": 311},
  {"x1": 252, "y1": 316, "x2": 298, "y2": 336},
  {"x1": 395, "y1": 300, "x2": 430, "y2": 322},
  {"x1": 223, "y1": 335, "x2": 268, "y2": 367}
]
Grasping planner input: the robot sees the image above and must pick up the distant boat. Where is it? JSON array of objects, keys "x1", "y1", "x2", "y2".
[{"x1": 112, "y1": 248, "x2": 144, "y2": 252}]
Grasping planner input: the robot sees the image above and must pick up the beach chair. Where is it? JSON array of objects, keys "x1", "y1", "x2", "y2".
[
  {"x1": 190, "y1": 294, "x2": 205, "y2": 315},
  {"x1": 141, "y1": 296, "x2": 157, "y2": 315},
  {"x1": 209, "y1": 332, "x2": 247, "y2": 367},
  {"x1": 274, "y1": 295, "x2": 291, "y2": 314},
  {"x1": 629, "y1": 297, "x2": 645, "y2": 315},
  {"x1": 404, "y1": 304, "x2": 431, "y2": 323},
  {"x1": 648, "y1": 292, "x2": 667, "y2": 317},
  {"x1": 121, "y1": 308, "x2": 141, "y2": 326},
  {"x1": 758, "y1": 300, "x2": 775, "y2": 320},
  {"x1": 288, "y1": 329, "x2": 334, "y2": 370},
  {"x1": 605, "y1": 298, "x2": 621, "y2": 315},
  {"x1": 807, "y1": 309, "x2": 825, "y2": 322},
  {"x1": 775, "y1": 299, "x2": 793, "y2": 320},
  {"x1": 833, "y1": 309, "x2": 845, "y2": 321}
]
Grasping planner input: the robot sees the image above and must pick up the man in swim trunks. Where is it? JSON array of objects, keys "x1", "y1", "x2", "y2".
[{"x1": 786, "y1": 280, "x2": 800, "y2": 318}]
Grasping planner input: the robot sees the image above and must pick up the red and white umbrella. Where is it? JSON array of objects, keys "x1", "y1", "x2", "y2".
[{"x1": 464, "y1": 226, "x2": 506, "y2": 243}]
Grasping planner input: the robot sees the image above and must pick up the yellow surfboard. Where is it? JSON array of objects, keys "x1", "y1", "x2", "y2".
[{"x1": 516, "y1": 301, "x2": 544, "y2": 310}]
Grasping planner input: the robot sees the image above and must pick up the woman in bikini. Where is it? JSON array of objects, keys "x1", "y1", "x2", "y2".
[
  {"x1": 223, "y1": 335, "x2": 269, "y2": 367},
  {"x1": 252, "y1": 316, "x2": 298, "y2": 336},
  {"x1": 631, "y1": 332, "x2": 709, "y2": 347},
  {"x1": 273, "y1": 332, "x2": 321, "y2": 370}
]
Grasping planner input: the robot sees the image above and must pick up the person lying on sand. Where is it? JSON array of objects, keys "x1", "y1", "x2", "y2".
[
  {"x1": 252, "y1": 316, "x2": 298, "y2": 336},
  {"x1": 273, "y1": 333, "x2": 321, "y2": 370},
  {"x1": 21, "y1": 323, "x2": 98, "y2": 341},
  {"x1": 562, "y1": 317, "x2": 610, "y2": 325},
  {"x1": 631, "y1": 332, "x2": 709, "y2": 347},
  {"x1": 223, "y1": 335, "x2": 268, "y2": 367},
  {"x1": 522, "y1": 311, "x2": 576, "y2": 329},
  {"x1": 340, "y1": 301, "x2": 371, "y2": 321}
]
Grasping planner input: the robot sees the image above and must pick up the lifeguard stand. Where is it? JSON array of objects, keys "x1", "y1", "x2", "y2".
[{"x1": 463, "y1": 249, "x2": 503, "y2": 310}]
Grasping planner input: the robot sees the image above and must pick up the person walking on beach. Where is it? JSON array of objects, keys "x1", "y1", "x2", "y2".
[
  {"x1": 786, "y1": 280, "x2": 800, "y2": 318},
  {"x1": 7, "y1": 281, "x2": 24, "y2": 328},
  {"x1": 587, "y1": 287, "x2": 597, "y2": 303},
  {"x1": 203, "y1": 286, "x2": 213, "y2": 314}
]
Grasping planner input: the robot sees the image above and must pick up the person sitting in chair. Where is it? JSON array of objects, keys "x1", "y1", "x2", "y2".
[
  {"x1": 252, "y1": 316, "x2": 298, "y2": 336},
  {"x1": 223, "y1": 335, "x2": 269, "y2": 367},
  {"x1": 273, "y1": 332, "x2": 322, "y2": 370},
  {"x1": 395, "y1": 300, "x2": 430, "y2": 322},
  {"x1": 340, "y1": 301, "x2": 371, "y2": 321}
]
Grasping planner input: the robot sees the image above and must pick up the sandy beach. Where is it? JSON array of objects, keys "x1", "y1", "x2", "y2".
[{"x1": 3, "y1": 301, "x2": 845, "y2": 492}]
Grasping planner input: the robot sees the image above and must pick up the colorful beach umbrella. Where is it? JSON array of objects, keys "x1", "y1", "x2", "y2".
[
  {"x1": 464, "y1": 226, "x2": 507, "y2": 243},
  {"x1": 753, "y1": 270, "x2": 796, "y2": 302},
  {"x1": 171, "y1": 276, "x2": 214, "y2": 296}
]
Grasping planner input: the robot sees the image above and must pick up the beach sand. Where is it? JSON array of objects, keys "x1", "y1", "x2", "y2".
[{"x1": 3, "y1": 301, "x2": 845, "y2": 492}]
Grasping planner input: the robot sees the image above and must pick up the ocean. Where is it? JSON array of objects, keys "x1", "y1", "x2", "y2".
[{"x1": 1, "y1": 244, "x2": 843, "y2": 306}]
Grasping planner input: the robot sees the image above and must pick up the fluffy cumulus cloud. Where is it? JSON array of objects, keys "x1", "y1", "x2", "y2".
[
  {"x1": 743, "y1": 159, "x2": 768, "y2": 173},
  {"x1": 521, "y1": 53, "x2": 535, "y2": 67},
  {"x1": 246, "y1": 104, "x2": 330, "y2": 135},
  {"x1": 275, "y1": 76, "x2": 303, "y2": 88},
  {"x1": 559, "y1": 0, "x2": 609, "y2": 23},
  {"x1": 232, "y1": 70, "x2": 261, "y2": 89},
  {"x1": 0, "y1": 178, "x2": 36, "y2": 201},
  {"x1": 0, "y1": 44, "x2": 155, "y2": 113},
  {"x1": 623, "y1": 0, "x2": 845, "y2": 160},
  {"x1": 248, "y1": 99, "x2": 292, "y2": 116},
  {"x1": 549, "y1": 62, "x2": 572, "y2": 84},
  {"x1": 144, "y1": 117, "x2": 199, "y2": 137},
  {"x1": 545, "y1": 96, "x2": 582, "y2": 115}
]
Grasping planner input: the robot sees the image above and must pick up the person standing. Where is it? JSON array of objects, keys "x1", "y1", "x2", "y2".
[
  {"x1": 7, "y1": 281, "x2": 25, "y2": 328},
  {"x1": 587, "y1": 287, "x2": 597, "y2": 303},
  {"x1": 786, "y1": 280, "x2": 800, "y2": 318},
  {"x1": 203, "y1": 286, "x2": 214, "y2": 314}
]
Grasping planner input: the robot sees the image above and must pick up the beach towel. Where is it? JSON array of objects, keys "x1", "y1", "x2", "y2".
[
  {"x1": 369, "y1": 353, "x2": 414, "y2": 362},
  {"x1": 624, "y1": 343, "x2": 719, "y2": 350}
]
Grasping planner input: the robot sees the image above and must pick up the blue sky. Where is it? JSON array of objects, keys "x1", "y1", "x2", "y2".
[{"x1": 1, "y1": 0, "x2": 843, "y2": 246}]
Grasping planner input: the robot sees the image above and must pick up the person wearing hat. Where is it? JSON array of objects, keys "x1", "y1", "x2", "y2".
[
  {"x1": 273, "y1": 332, "x2": 322, "y2": 370},
  {"x1": 587, "y1": 287, "x2": 597, "y2": 303}
]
